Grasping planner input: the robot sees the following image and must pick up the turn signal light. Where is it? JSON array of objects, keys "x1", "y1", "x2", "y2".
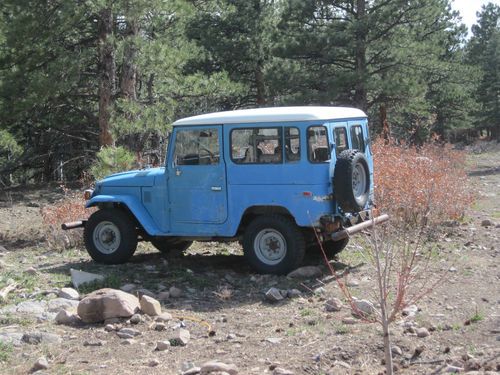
[{"x1": 83, "y1": 189, "x2": 93, "y2": 200}]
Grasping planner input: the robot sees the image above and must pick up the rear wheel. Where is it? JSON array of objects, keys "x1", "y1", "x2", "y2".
[
  {"x1": 243, "y1": 215, "x2": 305, "y2": 275},
  {"x1": 151, "y1": 238, "x2": 192, "y2": 255},
  {"x1": 311, "y1": 238, "x2": 349, "y2": 258},
  {"x1": 84, "y1": 208, "x2": 138, "y2": 264}
]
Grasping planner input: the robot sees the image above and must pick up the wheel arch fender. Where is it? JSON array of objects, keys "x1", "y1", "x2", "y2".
[
  {"x1": 86, "y1": 195, "x2": 162, "y2": 236},
  {"x1": 237, "y1": 205, "x2": 297, "y2": 234}
]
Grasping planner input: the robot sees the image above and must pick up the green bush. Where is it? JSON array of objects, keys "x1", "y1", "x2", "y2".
[{"x1": 90, "y1": 146, "x2": 136, "y2": 180}]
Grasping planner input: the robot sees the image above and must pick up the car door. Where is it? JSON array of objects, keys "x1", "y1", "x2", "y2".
[{"x1": 167, "y1": 125, "x2": 227, "y2": 229}]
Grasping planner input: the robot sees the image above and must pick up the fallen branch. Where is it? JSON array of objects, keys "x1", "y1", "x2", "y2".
[{"x1": 0, "y1": 282, "x2": 18, "y2": 302}]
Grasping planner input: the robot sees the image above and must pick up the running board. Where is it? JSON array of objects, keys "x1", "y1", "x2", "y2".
[{"x1": 331, "y1": 214, "x2": 390, "y2": 241}]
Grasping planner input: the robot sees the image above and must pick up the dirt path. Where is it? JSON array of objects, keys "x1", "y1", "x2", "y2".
[{"x1": 0, "y1": 148, "x2": 499, "y2": 375}]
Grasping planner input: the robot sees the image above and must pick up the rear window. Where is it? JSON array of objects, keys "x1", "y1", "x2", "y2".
[
  {"x1": 334, "y1": 127, "x2": 348, "y2": 155},
  {"x1": 350, "y1": 125, "x2": 365, "y2": 151},
  {"x1": 307, "y1": 126, "x2": 330, "y2": 163}
]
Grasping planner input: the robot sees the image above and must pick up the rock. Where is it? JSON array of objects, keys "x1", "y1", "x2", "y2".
[
  {"x1": 129, "y1": 313, "x2": 142, "y2": 324},
  {"x1": 287, "y1": 289, "x2": 302, "y2": 298},
  {"x1": 155, "y1": 340, "x2": 171, "y2": 351},
  {"x1": 445, "y1": 365, "x2": 464, "y2": 373},
  {"x1": 0, "y1": 332, "x2": 24, "y2": 346},
  {"x1": 353, "y1": 299, "x2": 376, "y2": 316},
  {"x1": 265, "y1": 287, "x2": 284, "y2": 302},
  {"x1": 140, "y1": 295, "x2": 162, "y2": 316},
  {"x1": 273, "y1": 368, "x2": 294, "y2": 375},
  {"x1": 70, "y1": 268, "x2": 104, "y2": 289},
  {"x1": 200, "y1": 361, "x2": 238, "y2": 375},
  {"x1": 47, "y1": 298, "x2": 79, "y2": 313},
  {"x1": 117, "y1": 327, "x2": 141, "y2": 339},
  {"x1": 121, "y1": 339, "x2": 136, "y2": 345},
  {"x1": 346, "y1": 279, "x2": 360, "y2": 287},
  {"x1": 169, "y1": 286, "x2": 182, "y2": 298},
  {"x1": 22, "y1": 332, "x2": 62, "y2": 345},
  {"x1": 465, "y1": 359, "x2": 481, "y2": 371},
  {"x1": 58, "y1": 287, "x2": 79, "y2": 300},
  {"x1": 481, "y1": 219, "x2": 494, "y2": 227},
  {"x1": 313, "y1": 287, "x2": 326, "y2": 295},
  {"x1": 32, "y1": 357, "x2": 49, "y2": 372},
  {"x1": 24, "y1": 266, "x2": 38, "y2": 275},
  {"x1": 151, "y1": 322, "x2": 166, "y2": 331},
  {"x1": 266, "y1": 337, "x2": 282, "y2": 344},
  {"x1": 136, "y1": 288, "x2": 156, "y2": 299},
  {"x1": 170, "y1": 328, "x2": 190, "y2": 346},
  {"x1": 448, "y1": 267, "x2": 457, "y2": 272},
  {"x1": 15, "y1": 300, "x2": 47, "y2": 315},
  {"x1": 183, "y1": 368, "x2": 201, "y2": 375},
  {"x1": 148, "y1": 359, "x2": 160, "y2": 367},
  {"x1": 77, "y1": 288, "x2": 140, "y2": 323},
  {"x1": 402, "y1": 305, "x2": 418, "y2": 317},
  {"x1": 391, "y1": 346, "x2": 403, "y2": 356},
  {"x1": 55, "y1": 309, "x2": 79, "y2": 325},
  {"x1": 157, "y1": 291, "x2": 170, "y2": 300},
  {"x1": 325, "y1": 298, "x2": 343, "y2": 312},
  {"x1": 416, "y1": 327, "x2": 430, "y2": 338},
  {"x1": 83, "y1": 340, "x2": 106, "y2": 347},
  {"x1": 342, "y1": 317, "x2": 357, "y2": 325},
  {"x1": 104, "y1": 324, "x2": 116, "y2": 332},
  {"x1": 0, "y1": 245, "x2": 7, "y2": 252},
  {"x1": 155, "y1": 312, "x2": 173, "y2": 322},
  {"x1": 119, "y1": 284, "x2": 137, "y2": 293},
  {"x1": 287, "y1": 266, "x2": 322, "y2": 279}
]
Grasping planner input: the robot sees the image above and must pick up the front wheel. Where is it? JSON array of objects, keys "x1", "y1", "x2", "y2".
[
  {"x1": 84, "y1": 208, "x2": 138, "y2": 264},
  {"x1": 243, "y1": 215, "x2": 305, "y2": 275}
]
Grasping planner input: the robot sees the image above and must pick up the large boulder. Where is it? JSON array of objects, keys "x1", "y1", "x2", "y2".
[{"x1": 77, "y1": 288, "x2": 140, "y2": 323}]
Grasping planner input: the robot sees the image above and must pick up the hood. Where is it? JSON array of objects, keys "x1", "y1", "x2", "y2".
[{"x1": 100, "y1": 167, "x2": 165, "y2": 187}]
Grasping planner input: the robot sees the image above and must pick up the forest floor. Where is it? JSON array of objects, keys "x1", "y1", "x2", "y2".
[{"x1": 0, "y1": 146, "x2": 499, "y2": 375}]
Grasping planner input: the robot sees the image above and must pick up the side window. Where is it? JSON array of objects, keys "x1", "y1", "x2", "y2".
[
  {"x1": 173, "y1": 129, "x2": 219, "y2": 166},
  {"x1": 350, "y1": 125, "x2": 365, "y2": 151},
  {"x1": 231, "y1": 128, "x2": 282, "y2": 164},
  {"x1": 334, "y1": 127, "x2": 348, "y2": 155},
  {"x1": 307, "y1": 126, "x2": 330, "y2": 163},
  {"x1": 285, "y1": 127, "x2": 300, "y2": 162}
]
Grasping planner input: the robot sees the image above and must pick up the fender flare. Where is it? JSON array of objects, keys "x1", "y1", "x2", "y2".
[{"x1": 86, "y1": 195, "x2": 162, "y2": 236}]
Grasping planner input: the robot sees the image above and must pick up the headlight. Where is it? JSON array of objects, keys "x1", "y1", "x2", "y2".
[{"x1": 83, "y1": 189, "x2": 94, "y2": 200}]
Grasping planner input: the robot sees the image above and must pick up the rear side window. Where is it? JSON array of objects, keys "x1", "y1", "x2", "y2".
[
  {"x1": 231, "y1": 128, "x2": 282, "y2": 164},
  {"x1": 307, "y1": 126, "x2": 330, "y2": 163},
  {"x1": 285, "y1": 127, "x2": 300, "y2": 162},
  {"x1": 334, "y1": 127, "x2": 348, "y2": 155},
  {"x1": 174, "y1": 129, "x2": 220, "y2": 165},
  {"x1": 350, "y1": 125, "x2": 365, "y2": 151}
]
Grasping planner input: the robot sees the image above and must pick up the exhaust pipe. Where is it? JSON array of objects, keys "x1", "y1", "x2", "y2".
[
  {"x1": 61, "y1": 220, "x2": 86, "y2": 230},
  {"x1": 331, "y1": 214, "x2": 390, "y2": 241}
]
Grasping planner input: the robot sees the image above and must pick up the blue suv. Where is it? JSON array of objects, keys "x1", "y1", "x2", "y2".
[{"x1": 64, "y1": 107, "x2": 388, "y2": 274}]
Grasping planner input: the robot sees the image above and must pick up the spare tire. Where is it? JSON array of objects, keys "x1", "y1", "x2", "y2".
[{"x1": 333, "y1": 149, "x2": 370, "y2": 213}]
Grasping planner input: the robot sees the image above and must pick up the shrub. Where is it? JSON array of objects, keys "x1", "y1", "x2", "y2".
[
  {"x1": 90, "y1": 146, "x2": 136, "y2": 180},
  {"x1": 372, "y1": 138, "x2": 474, "y2": 226},
  {"x1": 40, "y1": 186, "x2": 95, "y2": 250}
]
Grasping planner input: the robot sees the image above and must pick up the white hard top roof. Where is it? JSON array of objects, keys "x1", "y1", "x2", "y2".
[{"x1": 173, "y1": 106, "x2": 367, "y2": 126}]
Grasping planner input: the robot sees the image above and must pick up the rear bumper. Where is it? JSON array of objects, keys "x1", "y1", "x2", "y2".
[
  {"x1": 61, "y1": 220, "x2": 87, "y2": 230},
  {"x1": 331, "y1": 214, "x2": 389, "y2": 241}
]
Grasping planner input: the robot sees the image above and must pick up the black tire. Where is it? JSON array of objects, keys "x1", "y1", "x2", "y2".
[
  {"x1": 243, "y1": 215, "x2": 305, "y2": 275},
  {"x1": 311, "y1": 238, "x2": 349, "y2": 258},
  {"x1": 84, "y1": 208, "x2": 138, "y2": 264},
  {"x1": 334, "y1": 149, "x2": 370, "y2": 213},
  {"x1": 151, "y1": 238, "x2": 192, "y2": 255}
]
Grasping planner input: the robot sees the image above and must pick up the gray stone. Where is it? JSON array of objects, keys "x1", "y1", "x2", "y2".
[
  {"x1": 266, "y1": 337, "x2": 282, "y2": 344},
  {"x1": 55, "y1": 309, "x2": 79, "y2": 325},
  {"x1": 342, "y1": 317, "x2": 357, "y2": 325},
  {"x1": 47, "y1": 298, "x2": 79, "y2": 313},
  {"x1": 402, "y1": 304, "x2": 418, "y2": 317},
  {"x1": 24, "y1": 266, "x2": 38, "y2": 275},
  {"x1": 22, "y1": 332, "x2": 62, "y2": 345},
  {"x1": 157, "y1": 291, "x2": 170, "y2": 300},
  {"x1": 353, "y1": 299, "x2": 376, "y2": 316},
  {"x1": 119, "y1": 283, "x2": 137, "y2": 293},
  {"x1": 200, "y1": 361, "x2": 238, "y2": 375},
  {"x1": 273, "y1": 368, "x2": 294, "y2": 375},
  {"x1": 169, "y1": 286, "x2": 182, "y2": 298},
  {"x1": 391, "y1": 346, "x2": 403, "y2": 356},
  {"x1": 155, "y1": 312, "x2": 173, "y2": 322},
  {"x1": 32, "y1": 357, "x2": 49, "y2": 372},
  {"x1": 16, "y1": 300, "x2": 47, "y2": 315},
  {"x1": 445, "y1": 365, "x2": 464, "y2": 373},
  {"x1": 104, "y1": 324, "x2": 116, "y2": 332},
  {"x1": 58, "y1": 287, "x2": 79, "y2": 300},
  {"x1": 170, "y1": 328, "x2": 190, "y2": 346},
  {"x1": 155, "y1": 340, "x2": 171, "y2": 351},
  {"x1": 265, "y1": 287, "x2": 284, "y2": 302},
  {"x1": 70, "y1": 268, "x2": 104, "y2": 289},
  {"x1": 117, "y1": 328, "x2": 141, "y2": 339},
  {"x1": 325, "y1": 298, "x2": 343, "y2": 312},
  {"x1": 140, "y1": 295, "x2": 162, "y2": 316},
  {"x1": 287, "y1": 266, "x2": 322, "y2": 279},
  {"x1": 0, "y1": 332, "x2": 23, "y2": 346},
  {"x1": 83, "y1": 340, "x2": 106, "y2": 347},
  {"x1": 481, "y1": 219, "x2": 494, "y2": 227},
  {"x1": 136, "y1": 288, "x2": 156, "y2": 299},
  {"x1": 287, "y1": 289, "x2": 302, "y2": 298},
  {"x1": 148, "y1": 359, "x2": 160, "y2": 367},
  {"x1": 416, "y1": 327, "x2": 430, "y2": 338},
  {"x1": 129, "y1": 313, "x2": 142, "y2": 324},
  {"x1": 346, "y1": 279, "x2": 360, "y2": 287},
  {"x1": 182, "y1": 368, "x2": 201, "y2": 375},
  {"x1": 152, "y1": 322, "x2": 166, "y2": 331},
  {"x1": 77, "y1": 288, "x2": 140, "y2": 323},
  {"x1": 121, "y1": 339, "x2": 136, "y2": 345}
]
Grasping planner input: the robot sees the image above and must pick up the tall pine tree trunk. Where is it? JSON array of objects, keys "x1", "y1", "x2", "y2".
[
  {"x1": 354, "y1": 0, "x2": 367, "y2": 111},
  {"x1": 98, "y1": 7, "x2": 115, "y2": 147},
  {"x1": 255, "y1": 60, "x2": 266, "y2": 106}
]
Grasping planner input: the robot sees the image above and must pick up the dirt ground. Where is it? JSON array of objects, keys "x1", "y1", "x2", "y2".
[{"x1": 0, "y1": 145, "x2": 499, "y2": 375}]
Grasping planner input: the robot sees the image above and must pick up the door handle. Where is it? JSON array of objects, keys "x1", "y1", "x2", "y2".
[
  {"x1": 175, "y1": 169, "x2": 182, "y2": 176},
  {"x1": 211, "y1": 186, "x2": 222, "y2": 191}
]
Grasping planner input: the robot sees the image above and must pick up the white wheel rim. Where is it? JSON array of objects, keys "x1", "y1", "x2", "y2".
[
  {"x1": 93, "y1": 221, "x2": 121, "y2": 254},
  {"x1": 352, "y1": 163, "x2": 367, "y2": 204},
  {"x1": 254, "y1": 229, "x2": 287, "y2": 265}
]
